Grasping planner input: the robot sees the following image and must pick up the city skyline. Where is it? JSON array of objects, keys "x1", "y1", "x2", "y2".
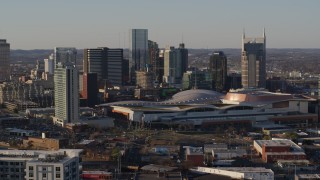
[{"x1": 0, "y1": 0, "x2": 319, "y2": 49}]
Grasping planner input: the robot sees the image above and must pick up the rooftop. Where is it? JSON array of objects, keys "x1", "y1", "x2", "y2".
[{"x1": 255, "y1": 139, "x2": 304, "y2": 152}]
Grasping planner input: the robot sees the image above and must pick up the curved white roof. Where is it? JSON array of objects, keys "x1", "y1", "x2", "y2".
[
  {"x1": 99, "y1": 89, "x2": 223, "y2": 107},
  {"x1": 168, "y1": 89, "x2": 223, "y2": 103}
]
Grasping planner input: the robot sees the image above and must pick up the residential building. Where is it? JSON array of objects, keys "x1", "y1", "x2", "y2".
[
  {"x1": 0, "y1": 39, "x2": 10, "y2": 81},
  {"x1": 44, "y1": 54, "x2": 54, "y2": 75},
  {"x1": 54, "y1": 63, "x2": 79, "y2": 127},
  {"x1": 0, "y1": 149, "x2": 82, "y2": 180},
  {"x1": 241, "y1": 29, "x2": 266, "y2": 88},
  {"x1": 209, "y1": 51, "x2": 227, "y2": 92}
]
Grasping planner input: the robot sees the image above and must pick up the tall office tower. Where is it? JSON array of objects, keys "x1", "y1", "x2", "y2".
[
  {"x1": 0, "y1": 39, "x2": 10, "y2": 81},
  {"x1": 163, "y1": 44, "x2": 188, "y2": 85},
  {"x1": 54, "y1": 63, "x2": 79, "y2": 126},
  {"x1": 241, "y1": 29, "x2": 266, "y2": 88},
  {"x1": 83, "y1": 48, "x2": 123, "y2": 87},
  {"x1": 106, "y1": 48, "x2": 123, "y2": 87},
  {"x1": 129, "y1": 29, "x2": 148, "y2": 82},
  {"x1": 82, "y1": 72, "x2": 98, "y2": 107},
  {"x1": 54, "y1": 47, "x2": 79, "y2": 126},
  {"x1": 44, "y1": 54, "x2": 54, "y2": 74},
  {"x1": 177, "y1": 43, "x2": 188, "y2": 77},
  {"x1": 54, "y1": 47, "x2": 77, "y2": 67},
  {"x1": 148, "y1": 40, "x2": 160, "y2": 81},
  {"x1": 163, "y1": 46, "x2": 177, "y2": 84},
  {"x1": 158, "y1": 50, "x2": 165, "y2": 83},
  {"x1": 209, "y1": 51, "x2": 227, "y2": 92},
  {"x1": 83, "y1": 48, "x2": 107, "y2": 83},
  {"x1": 122, "y1": 58, "x2": 129, "y2": 85}
]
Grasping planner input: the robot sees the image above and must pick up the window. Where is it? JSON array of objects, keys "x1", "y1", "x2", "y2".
[
  {"x1": 56, "y1": 167, "x2": 60, "y2": 171},
  {"x1": 56, "y1": 173, "x2": 61, "y2": 178},
  {"x1": 43, "y1": 167, "x2": 47, "y2": 171},
  {"x1": 43, "y1": 173, "x2": 46, "y2": 178},
  {"x1": 29, "y1": 173, "x2": 33, "y2": 177},
  {"x1": 29, "y1": 166, "x2": 33, "y2": 171}
]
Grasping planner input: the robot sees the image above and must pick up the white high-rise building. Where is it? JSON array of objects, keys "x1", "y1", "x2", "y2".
[
  {"x1": 44, "y1": 54, "x2": 54, "y2": 74},
  {"x1": 0, "y1": 39, "x2": 10, "y2": 81},
  {"x1": 129, "y1": 29, "x2": 148, "y2": 82},
  {"x1": 53, "y1": 47, "x2": 79, "y2": 127},
  {"x1": 0, "y1": 149, "x2": 82, "y2": 180}
]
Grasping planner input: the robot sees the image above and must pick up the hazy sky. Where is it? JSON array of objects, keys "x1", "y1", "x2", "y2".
[{"x1": 1, "y1": 0, "x2": 319, "y2": 49}]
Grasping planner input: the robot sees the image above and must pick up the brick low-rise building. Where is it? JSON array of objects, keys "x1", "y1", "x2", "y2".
[{"x1": 254, "y1": 139, "x2": 306, "y2": 163}]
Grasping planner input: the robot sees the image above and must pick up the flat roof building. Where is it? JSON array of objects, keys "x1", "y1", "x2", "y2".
[
  {"x1": 191, "y1": 167, "x2": 274, "y2": 180},
  {"x1": 254, "y1": 139, "x2": 306, "y2": 163},
  {"x1": 0, "y1": 149, "x2": 82, "y2": 180}
]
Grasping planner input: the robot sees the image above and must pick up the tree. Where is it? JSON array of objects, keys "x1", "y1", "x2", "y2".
[
  {"x1": 284, "y1": 132, "x2": 298, "y2": 141},
  {"x1": 111, "y1": 147, "x2": 120, "y2": 161}
]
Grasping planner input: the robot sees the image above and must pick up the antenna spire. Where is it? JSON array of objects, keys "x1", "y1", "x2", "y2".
[
  {"x1": 182, "y1": 33, "x2": 184, "y2": 44},
  {"x1": 242, "y1": 28, "x2": 245, "y2": 39}
]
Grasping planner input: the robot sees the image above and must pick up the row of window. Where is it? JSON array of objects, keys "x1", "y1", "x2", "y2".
[
  {"x1": 0, "y1": 161, "x2": 23, "y2": 166},
  {"x1": 28, "y1": 166, "x2": 60, "y2": 171},
  {"x1": 29, "y1": 172, "x2": 61, "y2": 178}
]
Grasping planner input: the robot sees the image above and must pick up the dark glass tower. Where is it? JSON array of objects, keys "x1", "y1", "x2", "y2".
[{"x1": 209, "y1": 51, "x2": 227, "y2": 92}]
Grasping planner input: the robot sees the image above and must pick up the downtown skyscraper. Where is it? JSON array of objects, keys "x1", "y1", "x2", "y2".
[
  {"x1": 209, "y1": 51, "x2": 227, "y2": 92},
  {"x1": 163, "y1": 43, "x2": 188, "y2": 85},
  {"x1": 241, "y1": 30, "x2": 266, "y2": 88},
  {"x1": 53, "y1": 47, "x2": 79, "y2": 126},
  {"x1": 83, "y1": 47, "x2": 123, "y2": 87},
  {"x1": 129, "y1": 29, "x2": 148, "y2": 82},
  {"x1": 0, "y1": 39, "x2": 10, "y2": 81}
]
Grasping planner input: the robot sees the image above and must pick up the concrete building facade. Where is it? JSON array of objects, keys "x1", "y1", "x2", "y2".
[
  {"x1": 163, "y1": 44, "x2": 188, "y2": 85},
  {"x1": 241, "y1": 30, "x2": 266, "y2": 88},
  {"x1": 0, "y1": 149, "x2": 82, "y2": 180},
  {"x1": 54, "y1": 63, "x2": 79, "y2": 126},
  {"x1": 44, "y1": 54, "x2": 54, "y2": 75}
]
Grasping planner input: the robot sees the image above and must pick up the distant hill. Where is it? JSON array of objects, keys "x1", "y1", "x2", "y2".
[{"x1": 10, "y1": 49, "x2": 84, "y2": 64}]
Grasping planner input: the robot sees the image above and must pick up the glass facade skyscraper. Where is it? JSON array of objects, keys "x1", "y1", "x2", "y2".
[
  {"x1": 129, "y1": 29, "x2": 148, "y2": 82},
  {"x1": 83, "y1": 47, "x2": 123, "y2": 86},
  {"x1": 163, "y1": 44, "x2": 188, "y2": 85},
  {"x1": 209, "y1": 51, "x2": 227, "y2": 92},
  {"x1": 0, "y1": 39, "x2": 10, "y2": 81}
]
